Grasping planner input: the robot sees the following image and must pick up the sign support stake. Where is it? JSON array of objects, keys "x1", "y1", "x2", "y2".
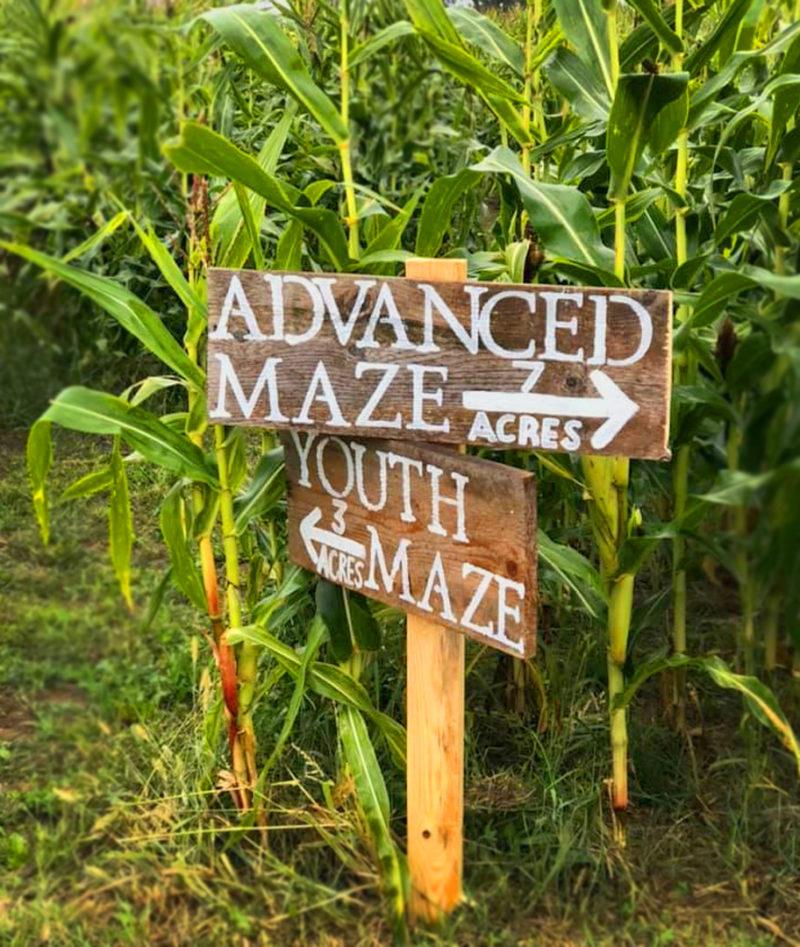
[{"x1": 405, "y1": 257, "x2": 467, "y2": 923}]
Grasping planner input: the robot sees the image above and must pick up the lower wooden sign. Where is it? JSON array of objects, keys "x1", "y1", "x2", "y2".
[{"x1": 283, "y1": 432, "x2": 537, "y2": 658}]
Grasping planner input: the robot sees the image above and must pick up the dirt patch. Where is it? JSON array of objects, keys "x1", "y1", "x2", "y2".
[
  {"x1": 0, "y1": 683, "x2": 88, "y2": 743},
  {"x1": 0, "y1": 689, "x2": 35, "y2": 742}
]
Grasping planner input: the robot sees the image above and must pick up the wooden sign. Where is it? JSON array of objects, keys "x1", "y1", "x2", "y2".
[
  {"x1": 282, "y1": 430, "x2": 537, "y2": 658},
  {"x1": 207, "y1": 269, "x2": 672, "y2": 460}
]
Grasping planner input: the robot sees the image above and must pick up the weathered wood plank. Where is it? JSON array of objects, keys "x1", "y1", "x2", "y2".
[
  {"x1": 282, "y1": 431, "x2": 537, "y2": 658},
  {"x1": 404, "y1": 256, "x2": 467, "y2": 926},
  {"x1": 207, "y1": 268, "x2": 672, "y2": 460}
]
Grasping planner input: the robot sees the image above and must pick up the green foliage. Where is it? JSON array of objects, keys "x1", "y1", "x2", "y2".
[{"x1": 5, "y1": 0, "x2": 800, "y2": 934}]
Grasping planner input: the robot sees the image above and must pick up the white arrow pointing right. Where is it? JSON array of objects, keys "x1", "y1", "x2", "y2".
[{"x1": 462, "y1": 368, "x2": 639, "y2": 450}]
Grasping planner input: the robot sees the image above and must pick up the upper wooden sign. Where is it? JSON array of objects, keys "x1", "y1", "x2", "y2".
[
  {"x1": 283, "y1": 432, "x2": 537, "y2": 657},
  {"x1": 207, "y1": 269, "x2": 672, "y2": 460}
]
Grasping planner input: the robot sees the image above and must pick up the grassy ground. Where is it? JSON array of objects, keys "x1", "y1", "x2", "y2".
[{"x1": 1, "y1": 431, "x2": 799, "y2": 946}]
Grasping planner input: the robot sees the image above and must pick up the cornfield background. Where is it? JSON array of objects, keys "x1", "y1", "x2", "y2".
[{"x1": 2, "y1": 0, "x2": 800, "y2": 943}]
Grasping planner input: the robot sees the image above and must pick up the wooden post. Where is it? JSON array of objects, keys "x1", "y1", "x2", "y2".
[{"x1": 405, "y1": 257, "x2": 467, "y2": 923}]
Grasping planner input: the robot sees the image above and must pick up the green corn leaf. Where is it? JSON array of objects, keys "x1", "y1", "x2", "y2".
[
  {"x1": 354, "y1": 250, "x2": 415, "y2": 269},
  {"x1": 606, "y1": 72, "x2": 689, "y2": 199},
  {"x1": 160, "y1": 484, "x2": 207, "y2": 611},
  {"x1": 714, "y1": 192, "x2": 780, "y2": 246},
  {"x1": 213, "y1": 104, "x2": 298, "y2": 268},
  {"x1": 504, "y1": 240, "x2": 530, "y2": 283},
  {"x1": 359, "y1": 189, "x2": 422, "y2": 273},
  {"x1": 274, "y1": 219, "x2": 304, "y2": 270},
  {"x1": 362, "y1": 189, "x2": 422, "y2": 255},
  {"x1": 347, "y1": 594, "x2": 381, "y2": 653},
  {"x1": 647, "y1": 86, "x2": 689, "y2": 156},
  {"x1": 473, "y1": 146, "x2": 614, "y2": 270},
  {"x1": 546, "y1": 259, "x2": 623, "y2": 287},
  {"x1": 448, "y1": 6, "x2": 525, "y2": 75},
  {"x1": 538, "y1": 528, "x2": 607, "y2": 621},
  {"x1": 683, "y1": 271, "x2": 754, "y2": 329},
  {"x1": 0, "y1": 242, "x2": 204, "y2": 389},
  {"x1": 165, "y1": 122, "x2": 300, "y2": 210},
  {"x1": 141, "y1": 567, "x2": 173, "y2": 635},
  {"x1": 316, "y1": 580, "x2": 351, "y2": 662},
  {"x1": 201, "y1": 5, "x2": 348, "y2": 144},
  {"x1": 109, "y1": 438, "x2": 134, "y2": 610},
  {"x1": 551, "y1": 0, "x2": 614, "y2": 99},
  {"x1": 316, "y1": 580, "x2": 382, "y2": 660},
  {"x1": 689, "y1": 21, "x2": 800, "y2": 127},
  {"x1": 684, "y1": 0, "x2": 755, "y2": 76},
  {"x1": 233, "y1": 447, "x2": 285, "y2": 535},
  {"x1": 484, "y1": 94, "x2": 535, "y2": 146},
  {"x1": 128, "y1": 216, "x2": 207, "y2": 317},
  {"x1": 769, "y1": 34, "x2": 800, "y2": 165},
  {"x1": 42, "y1": 387, "x2": 217, "y2": 486},
  {"x1": 164, "y1": 122, "x2": 349, "y2": 269},
  {"x1": 677, "y1": 266, "x2": 800, "y2": 342},
  {"x1": 596, "y1": 187, "x2": 663, "y2": 228},
  {"x1": 625, "y1": 0, "x2": 683, "y2": 54},
  {"x1": 338, "y1": 705, "x2": 408, "y2": 942},
  {"x1": 130, "y1": 377, "x2": 185, "y2": 409},
  {"x1": 349, "y1": 21, "x2": 415, "y2": 67},
  {"x1": 614, "y1": 653, "x2": 800, "y2": 776},
  {"x1": 737, "y1": 264, "x2": 800, "y2": 299},
  {"x1": 414, "y1": 28, "x2": 527, "y2": 104},
  {"x1": 546, "y1": 47, "x2": 610, "y2": 121},
  {"x1": 61, "y1": 210, "x2": 130, "y2": 264},
  {"x1": 257, "y1": 615, "x2": 327, "y2": 787},
  {"x1": 305, "y1": 180, "x2": 339, "y2": 207},
  {"x1": 403, "y1": 0, "x2": 462, "y2": 45},
  {"x1": 697, "y1": 469, "x2": 776, "y2": 506},
  {"x1": 59, "y1": 467, "x2": 114, "y2": 504},
  {"x1": 228, "y1": 624, "x2": 406, "y2": 768},
  {"x1": 233, "y1": 182, "x2": 265, "y2": 270},
  {"x1": 26, "y1": 420, "x2": 52, "y2": 546}
]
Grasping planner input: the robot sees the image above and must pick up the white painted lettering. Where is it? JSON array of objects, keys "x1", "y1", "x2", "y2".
[
  {"x1": 292, "y1": 361, "x2": 350, "y2": 427},
  {"x1": 478, "y1": 290, "x2": 536, "y2": 359},
  {"x1": 586, "y1": 294, "x2": 608, "y2": 365},
  {"x1": 560, "y1": 419, "x2": 583, "y2": 451},
  {"x1": 356, "y1": 282, "x2": 414, "y2": 350},
  {"x1": 419, "y1": 283, "x2": 482, "y2": 354},
  {"x1": 354, "y1": 362, "x2": 402, "y2": 428},
  {"x1": 607, "y1": 295, "x2": 653, "y2": 366},
  {"x1": 209, "y1": 353, "x2": 287, "y2": 421},
  {"x1": 467, "y1": 411, "x2": 497, "y2": 443},
  {"x1": 418, "y1": 551, "x2": 456, "y2": 622},
  {"x1": 289, "y1": 430, "x2": 317, "y2": 487},
  {"x1": 363, "y1": 526, "x2": 414, "y2": 603},
  {"x1": 540, "y1": 416, "x2": 559, "y2": 450},
  {"x1": 540, "y1": 291, "x2": 584, "y2": 363},
  {"x1": 407, "y1": 364, "x2": 449, "y2": 433},
  {"x1": 426, "y1": 464, "x2": 469, "y2": 544},
  {"x1": 497, "y1": 414, "x2": 517, "y2": 444},
  {"x1": 211, "y1": 274, "x2": 265, "y2": 340},
  {"x1": 351, "y1": 442, "x2": 389, "y2": 512},
  {"x1": 386, "y1": 452, "x2": 424, "y2": 523},
  {"x1": 314, "y1": 277, "x2": 375, "y2": 345}
]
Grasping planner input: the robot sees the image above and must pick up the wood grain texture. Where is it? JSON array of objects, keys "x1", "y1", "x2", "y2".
[
  {"x1": 207, "y1": 266, "x2": 672, "y2": 460},
  {"x1": 283, "y1": 433, "x2": 537, "y2": 658},
  {"x1": 406, "y1": 257, "x2": 466, "y2": 924},
  {"x1": 407, "y1": 609, "x2": 465, "y2": 922}
]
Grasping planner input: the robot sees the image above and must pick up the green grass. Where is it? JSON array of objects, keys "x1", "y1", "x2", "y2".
[{"x1": 1, "y1": 431, "x2": 799, "y2": 946}]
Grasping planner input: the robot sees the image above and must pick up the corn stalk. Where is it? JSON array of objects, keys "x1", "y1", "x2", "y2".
[
  {"x1": 670, "y1": 0, "x2": 690, "y2": 729},
  {"x1": 339, "y1": 0, "x2": 359, "y2": 259}
]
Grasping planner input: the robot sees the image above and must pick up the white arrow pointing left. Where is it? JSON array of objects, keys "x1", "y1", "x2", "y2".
[
  {"x1": 300, "y1": 507, "x2": 366, "y2": 567},
  {"x1": 462, "y1": 368, "x2": 639, "y2": 450}
]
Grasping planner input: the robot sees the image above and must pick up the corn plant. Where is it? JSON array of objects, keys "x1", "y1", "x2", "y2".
[{"x1": 6, "y1": 0, "x2": 800, "y2": 935}]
